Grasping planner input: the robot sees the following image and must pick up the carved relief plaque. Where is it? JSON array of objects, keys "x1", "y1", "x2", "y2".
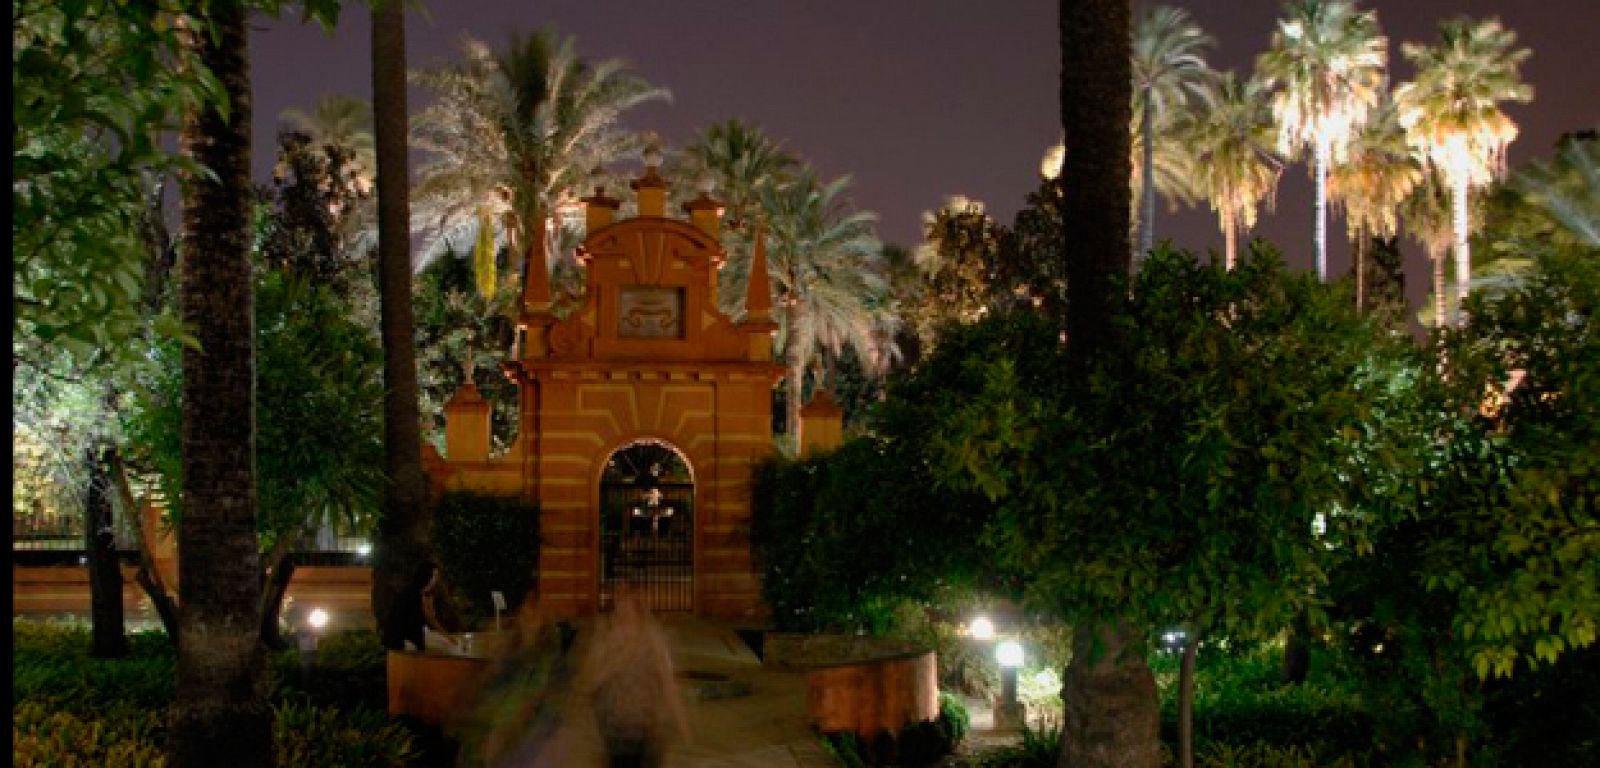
[{"x1": 618, "y1": 286, "x2": 684, "y2": 339}]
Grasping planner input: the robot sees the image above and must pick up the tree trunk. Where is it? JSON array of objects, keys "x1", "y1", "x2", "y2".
[
  {"x1": 1451, "y1": 174, "x2": 1471, "y2": 327},
  {"x1": 1139, "y1": 83, "x2": 1155, "y2": 267},
  {"x1": 1061, "y1": 621, "x2": 1160, "y2": 768},
  {"x1": 1223, "y1": 216, "x2": 1237, "y2": 272},
  {"x1": 170, "y1": 5, "x2": 271, "y2": 765},
  {"x1": 1354, "y1": 225, "x2": 1367, "y2": 312},
  {"x1": 1432, "y1": 245, "x2": 1447, "y2": 330},
  {"x1": 86, "y1": 429, "x2": 128, "y2": 659},
  {"x1": 110, "y1": 449, "x2": 180, "y2": 643},
  {"x1": 370, "y1": 0, "x2": 434, "y2": 639},
  {"x1": 1060, "y1": 0, "x2": 1133, "y2": 360},
  {"x1": 784, "y1": 297, "x2": 805, "y2": 450},
  {"x1": 1281, "y1": 611, "x2": 1310, "y2": 684},
  {"x1": 1178, "y1": 634, "x2": 1199, "y2": 768},
  {"x1": 258, "y1": 532, "x2": 301, "y2": 649},
  {"x1": 1313, "y1": 138, "x2": 1330, "y2": 282}
]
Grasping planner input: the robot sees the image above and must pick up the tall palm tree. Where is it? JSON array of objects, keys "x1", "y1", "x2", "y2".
[
  {"x1": 1257, "y1": 0, "x2": 1388, "y2": 281},
  {"x1": 1131, "y1": 6, "x2": 1212, "y2": 262},
  {"x1": 410, "y1": 29, "x2": 668, "y2": 294},
  {"x1": 1328, "y1": 99, "x2": 1421, "y2": 310},
  {"x1": 369, "y1": 0, "x2": 432, "y2": 648},
  {"x1": 1395, "y1": 16, "x2": 1532, "y2": 326},
  {"x1": 1058, "y1": 0, "x2": 1158, "y2": 765},
  {"x1": 1187, "y1": 72, "x2": 1284, "y2": 270},
  {"x1": 678, "y1": 118, "x2": 798, "y2": 237},
  {"x1": 1403, "y1": 166, "x2": 1459, "y2": 329},
  {"x1": 735, "y1": 171, "x2": 890, "y2": 445},
  {"x1": 170, "y1": 4, "x2": 271, "y2": 764}
]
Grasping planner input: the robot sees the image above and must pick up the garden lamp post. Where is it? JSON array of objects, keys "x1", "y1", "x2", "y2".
[{"x1": 994, "y1": 639, "x2": 1026, "y2": 730}]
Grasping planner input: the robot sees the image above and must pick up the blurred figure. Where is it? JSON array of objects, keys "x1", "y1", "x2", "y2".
[
  {"x1": 455, "y1": 599, "x2": 576, "y2": 767},
  {"x1": 583, "y1": 590, "x2": 689, "y2": 768},
  {"x1": 382, "y1": 560, "x2": 462, "y2": 653}
]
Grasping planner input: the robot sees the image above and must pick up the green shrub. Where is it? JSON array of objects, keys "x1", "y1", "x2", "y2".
[
  {"x1": 268, "y1": 630, "x2": 389, "y2": 711},
  {"x1": 821, "y1": 692, "x2": 969, "y2": 767},
  {"x1": 1190, "y1": 741, "x2": 1355, "y2": 768},
  {"x1": 272, "y1": 700, "x2": 418, "y2": 767},
  {"x1": 432, "y1": 490, "x2": 540, "y2": 628},
  {"x1": 13, "y1": 698, "x2": 166, "y2": 767},
  {"x1": 975, "y1": 721, "x2": 1061, "y2": 768}
]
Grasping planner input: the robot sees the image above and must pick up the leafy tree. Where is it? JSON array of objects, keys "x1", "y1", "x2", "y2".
[
  {"x1": 1257, "y1": 0, "x2": 1388, "y2": 281},
  {"x1": 1395, "y1": 16, "x2": 1533, "y2": 326},
  {"x1": 907, "y1": 196, "x2": 1005, "y2": 351},
  {"x1": 1185, "y1": 72, "x2": 1283, "y2": 270},
  {"x1": 1130, "y1": 6, "x2": 1212, "y2": 262},
  {"x1": 279, "y1": 93, "x2": 376, "y2": 187},
  {"x1": 413, "y1": 250, "x2": 522, "y2": 453},
  {"x1": 12, "y1": 1, "x2": 216, "y2": 372}
]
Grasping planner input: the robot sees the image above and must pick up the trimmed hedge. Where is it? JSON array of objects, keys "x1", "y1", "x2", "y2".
[{"x1": 432, "y1": 490, "x2": 541, "y2": 628}]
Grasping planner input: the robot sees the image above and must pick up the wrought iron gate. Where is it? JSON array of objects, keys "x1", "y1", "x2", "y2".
[{"x1": 599, "y1": 443, "x2": 694, "y2": 611}]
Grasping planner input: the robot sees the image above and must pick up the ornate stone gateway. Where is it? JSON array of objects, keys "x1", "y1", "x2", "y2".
[{"x1": 425, "y1": 154, "x2": 783, "y2": 619}]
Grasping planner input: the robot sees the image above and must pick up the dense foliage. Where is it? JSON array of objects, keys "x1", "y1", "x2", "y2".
[{"x1": 431, "y1": 491, "x2": 542, "y2": 627}]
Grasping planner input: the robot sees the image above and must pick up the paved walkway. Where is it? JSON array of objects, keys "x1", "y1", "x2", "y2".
[{"x1": 541, "y1": 614, "x2": 834, "y2": 767}]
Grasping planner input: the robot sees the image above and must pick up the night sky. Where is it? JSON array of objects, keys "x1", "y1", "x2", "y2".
[{"x1": 249, "y1": 1, "x2": 1599, "y2": 316}]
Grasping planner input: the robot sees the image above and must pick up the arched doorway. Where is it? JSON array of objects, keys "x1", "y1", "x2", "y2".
[{"x1": 598, "y1": 440, "x2": 694, "y2": 611}]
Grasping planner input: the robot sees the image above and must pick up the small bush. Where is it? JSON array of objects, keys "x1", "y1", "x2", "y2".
[
  {"x1": 974, "y1": 721, "x2": 1061, "y2": 768},
  {"x1": 432, "y1": 490, "x2": 540, "y2": 628},
  {"x1": 272, "y1": 700, "x2": 418, "y2": 767},
  {"x1": 13, "y1": 698, "x2": 166, "y2": 767},
  {"x1": 268, "y1": 630, "x2": 389, "y2": 711}
]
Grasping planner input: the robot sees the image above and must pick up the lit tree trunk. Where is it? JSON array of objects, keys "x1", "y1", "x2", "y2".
[
  {"x1": 1178, "y1": 631, "x2": 1199, "y2": 768},
  {"x1": 1450, "y1": 174, "x2": 1471, "y2": 327},
  {"x1": 1139, "y1": 83, "x2": 1155, "y2": 266},
  {"x1": 370, "y1": 0, "x2": 433, "y2": 638},
  {"x1": 1354, "y1": 225, "x2": 1367, "y2": 312},
  {"x1": 170, "y1": 3, "x2": 271, "y2": 764},
  {"x1": 1223, "y1": 215, "x2": 1238, "y2": 271},
  {"x1": 86, "y1": 424, "x2": 128, "y2": 659},
  {"x1": 111, "y1": 449, "x2": 181, "y2": 642},
  {"x1": 1313, "y1": 137, "x2": 1330, "y2": 281},
  {"x1": 1432, "y1": 245, "x2": 1447, "y2": 330},
  {"x1": 784, "y1": 296, "x2": 805, "y2": 449},
  {"x1": 1058, "y1": 0, "x2": 1155, "y2": 763}
]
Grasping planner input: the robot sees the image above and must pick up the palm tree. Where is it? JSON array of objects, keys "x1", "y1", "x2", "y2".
[
  {"x1": 169, "y1": 4, "x2": 271, "y2": 764},
  {"x1": 734, "y1": 171, "x2": 890, "y2": 446},
  {"x1": 678, "y1": 118, "x2": 798, "y2": 237},
  {"x1": 409, "y1": 29, "x2": 668, "y2": 295},
  {"x1": 369, "y1": 0, "x2": 433, "y2": 649},
  {"x1": 1257, "y1": 0, "x2": 1388, "y2": 281},
  {"x1": 1395, "y1": 17, "x2": 1532, "y2": 326},
  {"x1": 1131, "y1": 6, "x2": 1212, "y2": 262},
  {"x1": 1187, "y1": 72, "x2": 1284, "y2": 270},
  {"x1": 279, "y1": 93, "x2": 375, "y2": 185},
  {"x1": 1403, "y1": 166, "x2": 1460, "y2": 329},
  {"x1": 1328, "y1": 99, "x2": 1421, "y2": 310}
]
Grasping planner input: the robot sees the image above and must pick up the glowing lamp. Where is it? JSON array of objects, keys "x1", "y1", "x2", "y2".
[
  {"x1": 996, "y1": 640, "x2": 1024, "y2": 669},
  {"x1": 970, "y1": 616, "x2": 996, "y2": 640}
]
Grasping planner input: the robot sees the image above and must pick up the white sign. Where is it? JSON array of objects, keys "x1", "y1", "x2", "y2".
[{"x1": 491, "y1": 591, "x2": 507, "y2": 611}]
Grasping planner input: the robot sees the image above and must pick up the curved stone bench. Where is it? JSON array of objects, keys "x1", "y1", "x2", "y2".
[
  {"x1": 385, "y1": 631, "x2": 516, "y2": 725},
  {"x1": 765, "y1": 633, "x2": 939, "y2": 738}
]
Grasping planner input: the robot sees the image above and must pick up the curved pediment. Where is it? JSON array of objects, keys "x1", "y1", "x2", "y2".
[{"x1": 542, "y1": 217, "x2": 753, "y2": 362}]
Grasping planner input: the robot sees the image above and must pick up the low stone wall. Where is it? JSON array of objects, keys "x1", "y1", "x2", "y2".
[
  {"x1": 386, "y1": 650, "x2": 491, "y2": 726},
  {"x1": 765, "y1": 633, "x2": 939, "y2": 738}
]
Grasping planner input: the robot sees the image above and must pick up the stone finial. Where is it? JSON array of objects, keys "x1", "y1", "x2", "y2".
[
  {"x1": 581, "y1": 165, "x2": 620, "y2": 232},
  {"x1": 800, "y1": 388, "x2": 845, "y2": 457},
  {"x1": 745, "y1": 222, "x2": 774, "y2": 323},
  {"x1": 683, "y1": 174, "x2": 723, "y2": 240},
  {"x1": 631, "y1": 139, "x2": 668, "y2": 217},
  {"x1": 443, "y1": 380, "x2": 492, "y2": 462}
]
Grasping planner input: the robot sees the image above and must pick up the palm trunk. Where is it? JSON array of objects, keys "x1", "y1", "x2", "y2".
[
  {"x1": 1313, "y1": 138, "x2": 1330, "y2": 282},
  {"x1": 1061, "y1": 621, "x2": 1160, "y2": 768},
  {"x1": 1178, "y1": 632, "x2": 1199, "y2": 768},
  {"x1": 1354, "y1": 225, "x2": 1367, "y2": 312},
  {"x1": 1223, "y1": 216, "x2": 1237, "y2": 271},
  {"x1": 1139, "y1": 84, "x2": 1155, "y2": 267},
  {"x1": 1451, "y1": 174, "x2": 1471, "y2": 327},
  {"x1": 86, "y1": 422, "x2": 128, "y2": 659},
  {"x1": 370, "y1": 0, "x2": 434, "y2": 638},
  {"x1": 784, "y1": 298, "x2": 805, "y2": 450},
  {"x1": 1432, "y1": 245, "x2": 1447, "y2": 330},
  {"x1": 170, "y1": 4, "x2": 270, "y2": 764}
]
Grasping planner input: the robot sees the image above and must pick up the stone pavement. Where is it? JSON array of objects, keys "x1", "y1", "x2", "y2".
[{"x1": 541, "y1": 614, "x2": 835, "y2": 767}]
